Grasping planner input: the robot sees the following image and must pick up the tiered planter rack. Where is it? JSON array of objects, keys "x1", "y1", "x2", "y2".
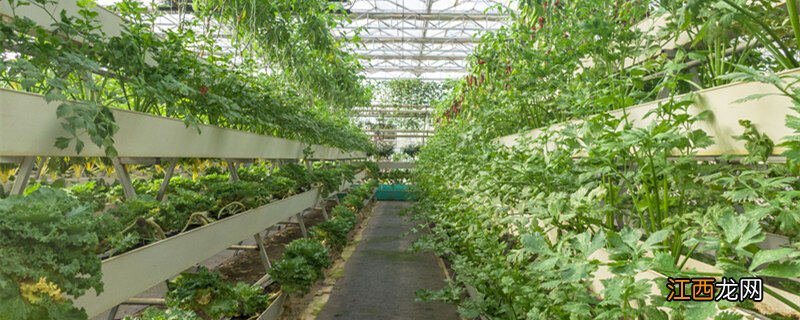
[
  {"x1": 0, "y1": 91, "x2": 369, "y2": 317},
  {"x1": 0, "y1": 91, "x2": 368, "y2": 317},
  {"x1": 494, "y1": 67, "x2": 800, "y2": 318},
  {"x1": 0, "y1": 2, "x2": 370, "y2": 317},
  {"x1": 377, "y1": 161, "x2": 416, "y2": 170}
]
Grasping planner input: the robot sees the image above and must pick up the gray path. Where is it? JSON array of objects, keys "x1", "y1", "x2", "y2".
[{"x1": 317, "y1": 201, "x2": 460, "y2": 320}]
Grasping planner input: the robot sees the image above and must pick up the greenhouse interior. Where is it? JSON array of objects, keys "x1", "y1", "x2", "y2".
[{"x1": 3, "y1": 0, "x2": 800, "y2": 319}]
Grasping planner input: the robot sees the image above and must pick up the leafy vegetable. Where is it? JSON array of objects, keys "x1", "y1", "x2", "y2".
[{"x1": 0, "y1": 188, "x2": 103, "y2": 320}]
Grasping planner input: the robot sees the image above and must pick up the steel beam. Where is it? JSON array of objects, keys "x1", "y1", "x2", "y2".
[
  {"x1": 365, "y1": 76, "x2": 462, "y2": 81},
  {"x1": 350, "y1": 36, "x2": 480, "y2": 44},
  {"x1": 366, "y1": 66, "x2": 466, "y2": 72},
  {"x1": 356, "y1": 113, "x2": 432, "y2": 118},
  {"x1": 369, "y1": 104, "x2": 430, "y2": 108},
  {"x1": 353, "y1": 108, "x2": 432, "y2": 113},
  {"x1": 365, "y1": 129, "x2": 435, "y2": 133},
  {"x1": 365, "y1": 54, "x2": 467, "y2": 61},
  {"x1": 372, "y1": 134, "x2": 432, "y2": 138},
  {"x1": 345, "y1": 12, "x2": 507, "y2": 21}
]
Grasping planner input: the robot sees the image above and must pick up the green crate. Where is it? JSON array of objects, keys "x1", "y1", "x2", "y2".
[{"x1": 375, "y1": 184, "x2": 414, "y2": 201}]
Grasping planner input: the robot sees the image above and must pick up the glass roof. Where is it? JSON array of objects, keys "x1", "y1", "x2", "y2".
[
  {"x1": 96, "y1": 0, "x2": 510, "y2": 81},
  {"x1": 340, "y1": 0, "x2": 509, "y2": 80}
]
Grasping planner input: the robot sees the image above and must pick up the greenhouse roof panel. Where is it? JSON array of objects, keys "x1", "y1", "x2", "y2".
[
  {"x1": 337, "y1": 0, "x2": 509, "y2": 80},
  {"x1": 96, "y1": 0, "x2": 507, "y2": 80}
]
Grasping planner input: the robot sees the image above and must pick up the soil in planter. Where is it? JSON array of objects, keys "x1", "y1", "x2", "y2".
[{"x1": 217, "y1": 201, "x2": 337, "y2": 284}]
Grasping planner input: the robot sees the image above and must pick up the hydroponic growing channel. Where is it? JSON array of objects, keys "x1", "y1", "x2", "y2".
[{"x1": 4, "y1": 0, "x2": 800, "y2": 320}]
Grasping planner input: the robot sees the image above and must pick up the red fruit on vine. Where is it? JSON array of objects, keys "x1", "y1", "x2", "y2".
[
  {"x1": 538, "y1": 16, "x2": 545, "y2": 28},
  {"x1": 478, "y1": 59, "x2": 486, "y2": 65},
  {"x1": 199, "y1": 85, "x2": 209, "y2": 96}
]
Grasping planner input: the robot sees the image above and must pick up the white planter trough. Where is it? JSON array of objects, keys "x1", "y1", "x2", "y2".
[
  {"x1": 497, "y1": 68, "x2": 800, "y2": 159},
  {"x1": 377, "y1": 162, "x2": 415, "y2": 170},
  {"x1": 0, "y1": 88, "x2": 363, "y2": 160},
  {"x1": 256, "y1": 293, "x2": 286, "y2": 320},
  {"x1": 74, "y1": 189, "x2": 320, "y2": 318}
]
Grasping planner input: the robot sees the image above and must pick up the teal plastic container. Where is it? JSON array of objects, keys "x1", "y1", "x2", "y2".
[{"x1": 376, "y1": 184, "x2": 414, "y2": 201}]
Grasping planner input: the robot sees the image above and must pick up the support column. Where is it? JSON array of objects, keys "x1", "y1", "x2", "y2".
[
  {"x1": 10, "y1": 156, "x2": 35, "y2": 195},
  {"x1": 156, "y1": 162, "x2": 177, "y2": 202},
  {"x1": 305, "y1": 159, "x2": 314, "y2": 173},
  {"x1": 106, "y1": 305, "x2": 120, "y2": 320},
  {"x1": 226, "y1": 159, "x2": 240, "y2": 182},
  {"x1": 316, "y1": 189, "x2": 329, "y2": 220},
  {"x1": 112, "y1": 158, "x2": 136, "y2": 199},
  {"x1": 296, "y1": 212, "x2": 308, "y2": 238},
  {"x1": 253, "y1": 233, "x2": 272, "y2": 271}
]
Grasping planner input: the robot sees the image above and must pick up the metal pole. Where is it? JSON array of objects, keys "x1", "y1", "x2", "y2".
[
  {"x1": 156, "y1": 162, "x2": 177, "y2": 202},
  {"x1": 253, "y1": 233, "x2": 272, "y2": 270},
  {"x1": 316, "y1": 189, "x2": 329, "y2": 220},
  {"x1": 305, "y1": 159, "x2": 314, "y2": 174},
  {"x1": 226, "y1": 159, "x2": 240, "y2": 182},
  {"x1": 10, "y1": 156, "x2": 35, "y2": 195},
  {"x1": 296, "y1": 212, "x2": 308, "y2": 238},
  {"x1": 106, "y1": 305, "x2": 120, "y2": 320},
  {"x1": 111, "y1": 158, "x2": 136, "y2": 199}
]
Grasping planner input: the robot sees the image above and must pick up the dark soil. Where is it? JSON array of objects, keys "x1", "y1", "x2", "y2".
[{"x1": 216, "y1": 200, "x2": 338, "y2": 284}]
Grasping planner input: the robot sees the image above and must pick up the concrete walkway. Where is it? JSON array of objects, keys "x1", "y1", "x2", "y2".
[{"x1": 316, "y1": 201, "x2": 459, "y2": 320}]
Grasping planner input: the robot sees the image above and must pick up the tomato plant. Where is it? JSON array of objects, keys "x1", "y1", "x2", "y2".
[{"x1": 0, "y1": 0, "x2": 373, "y2": 155}]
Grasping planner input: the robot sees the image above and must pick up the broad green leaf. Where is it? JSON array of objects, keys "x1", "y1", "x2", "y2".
[
  {"x1": 749, "y1": 248, "x2": 800, "y2": 272},
  {"x1": 643, "y1": 229, "x2": 671, "y2": 250},
  {"x1": 756, "y1": 261, "x2": 800, "y2": 278}
]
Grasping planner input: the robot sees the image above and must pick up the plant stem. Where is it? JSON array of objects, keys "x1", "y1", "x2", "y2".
[
  {"x1": 788, "y1": 0, "x2": 800, "y2": 52},
  {"x1": 677, "y1": 241, "x2": 699, "y2": 270},
  {"x1": 764, "y1": 286, "x2": 800, "y2": 313},
  {"x1": 722, "y1": 0, "x2": 799, "y2": 67}
]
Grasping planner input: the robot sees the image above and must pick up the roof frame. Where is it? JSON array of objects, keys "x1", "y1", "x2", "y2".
[{"x1": 336, "y1": 0, "x2": 509, "y2": 79}]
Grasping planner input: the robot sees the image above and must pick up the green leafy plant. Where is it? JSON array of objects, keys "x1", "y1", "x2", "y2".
[
  {"x1": 123, "y1": 307, "x2": 201, "y2": 320},
  {"x1": 268, "y1": 256, "x2": 319, "y2": 295},
  {"x1": 311, "y1": 216, "x2": 353, "y2": 251},
  {"x1": 269, "y1": 238, "x2": 331, "y2": 294},
  {"x1": 166, "y1": 267, "x2": 268, "y2": 320},
  {"x1": 0, "y1": 0, "x2": 373, "y2": 155},
  {"x1": 0, "y1": 187, "x2": 103, "y2": 320}
]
